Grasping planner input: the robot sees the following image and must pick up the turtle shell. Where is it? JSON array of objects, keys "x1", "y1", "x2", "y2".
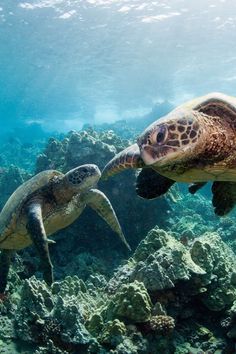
[
  {"x1": 0, "y1": 170, "x2": 62, "y2": 247},
  {"x1": 178, "y1": 92, "x2": 236, "y2": 123}
]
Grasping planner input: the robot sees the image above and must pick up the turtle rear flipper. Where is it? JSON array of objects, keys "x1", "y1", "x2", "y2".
[
  {"x1": 212, "y1": 181, "x2": 236, "y2": 216},
  {"x1": 136, "y1": 168, "x2": 175, "y2": 199},
  {"x1": 83, "y1": 189, "x2": 131, "y2": 251}
]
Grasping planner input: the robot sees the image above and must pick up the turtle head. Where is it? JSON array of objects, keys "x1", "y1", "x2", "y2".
[
  {"x1": 137, "y1": 109, "x2": 202, "y2": 168},
  {"x1": 53, "y1": 164, "x2": 101, "y2": 203},
  {"x1": 102, "y1": 109, "x2": 204, "y2": 180},
  {"x1": 65, "y1": 164, "x2": 101, "y2": 192}
]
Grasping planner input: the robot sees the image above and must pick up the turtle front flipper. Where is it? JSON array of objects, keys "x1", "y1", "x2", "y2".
[
  {"x1": 102, "y1": 144, "x2": 145, "y2": 180},
  {"x1": 0, "y1": 249, "x2": 15, "y2": 293},
  {"x1": 26, "y1": 201, "x2": 54, "y2": 286},
  {"x1": 83, "y1": 189, "x2": 131, "y2": 251},
  {"x1": 212, "y1": 181, "x2": 236, "y2": 216},
  {"x1": 136, "y1": 168, "x2": 175, "y2": 199}
]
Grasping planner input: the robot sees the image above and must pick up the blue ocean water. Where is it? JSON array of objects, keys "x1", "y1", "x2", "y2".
[
  {"x1": 1, "y1": 1, "x2": 236, "y2": 353},
  {"x1": 0, "y1": 0, "x2": 236, "y2": 134}
]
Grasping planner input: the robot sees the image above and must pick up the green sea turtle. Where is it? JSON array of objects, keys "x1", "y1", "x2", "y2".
[
  {"x1": 0, "y1": 164, "x2": 130, "y2": 293},
  {"x1": 103, "y1": 92, "x2": 236, "y2": 216}
]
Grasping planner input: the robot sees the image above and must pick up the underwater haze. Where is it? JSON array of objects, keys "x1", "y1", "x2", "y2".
[
  {"x1": 1, "y1": 0, "x2": 236, "y2": 132},
  {"x1": 1, "y1": 1, "x2": 236, "y2": 354}
]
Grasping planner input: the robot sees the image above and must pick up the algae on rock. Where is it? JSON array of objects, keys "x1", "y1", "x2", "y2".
[
  {"x1": 105, "y1": 281, "x2": 152, "y2": 322},
  {"x1": 191, "y1": 232, "x2": 236, "y2": 311},
  {"x1": 107, "y1": 227, "x2": 205, "y2": 294}
]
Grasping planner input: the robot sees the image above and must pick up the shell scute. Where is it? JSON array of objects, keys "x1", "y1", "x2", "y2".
[
  {"x1": 0, "y1": 170, "x2": 62, "y2": 247},
  {"x1": 178, "y1": 92, "x2": 236, "y2": 128}
]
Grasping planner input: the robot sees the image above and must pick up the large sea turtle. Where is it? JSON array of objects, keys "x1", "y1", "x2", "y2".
[
  {"x1": 103, "y1": 92, "x2": 236, "y2": 216},
  {"x1": 0, "y1": 164, "x2": 130, "y2": 293}
]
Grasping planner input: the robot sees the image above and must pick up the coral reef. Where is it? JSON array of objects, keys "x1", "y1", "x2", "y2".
[
  {"x1": 13, "y1": 276, "x2": 100, "y2": 351},
  {"x1": 1, "y1": 226, "x2": 235, "y2": 353},
  {"x1": 168, "y1": 191, "x2": 236, "y2": 246},
  {"x1": 227, "y1": 300, "x2": 236, "y2": 339},
  {"x1": 99, "y1": 319, "x2": 127, "y2": 346},
  {"x1": 149, "y1": 315, "x2": 175, "y2": 334},
  {"x1": 0, "y1": 166, "x2": 30, "y2": 210},
  {"x1": 0, "y1": 133, "x2": 45, "y2": 172},
  {"x1": 106, "y1": 227, "x2": 205, "y2": 294},
  {"x1": 35, "y1": 129, "x2": 128, "y2": 173},
  {"x1": 105, "y1": 281, "x2": 152, "y2": 322},
  {"x1": 132, "y1": 229, "x2": 205, "y2": 292},
  {"x1": 191, "y1": 232, "x2": 236, "y2": 311}
]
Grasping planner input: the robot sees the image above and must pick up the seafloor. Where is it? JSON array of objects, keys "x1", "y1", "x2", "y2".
[{"x1": 0, "y1": 126, "x2": 236, "y2": 354}]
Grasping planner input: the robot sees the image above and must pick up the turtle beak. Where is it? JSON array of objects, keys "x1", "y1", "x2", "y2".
[
  {"x1": 140, "y1": 144, "x2": 179, "y2": 166},
  {"x1": 102, "y1": 143, "x2": 145, "y2": 180},
  {"x1": 140, "y1": 145, "x2": 168, "y2": 165},
  {"x1": 137, "y1": 134, "x2": 160, "y2": 166}
]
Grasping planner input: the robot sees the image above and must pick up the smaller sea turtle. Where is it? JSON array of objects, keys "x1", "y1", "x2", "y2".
[
  {"x1": 0, "y1": 164, "x2": 130, "y2": 293},
  {"x1": 102, "y1": 92, "x2": 236, "y2": 216}
]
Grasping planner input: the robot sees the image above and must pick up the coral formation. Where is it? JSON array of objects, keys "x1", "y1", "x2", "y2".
[
  {"x1": 132, "y1": 228, "x2": 205, "y2": 292},
  {"x1": 107, "y1": 227, "x2": 205, "y2": 294},
  {"x1": 105, "y1": 281, "x2": 152, "y2": 322},
  {"x1": 191, "y1": 232, "x2": 236, "y2": 311},
  {"x1": 149, "y1": 315, "x2": 175, "y2": 334},
  {"x1": 35, "y1": 129, "x2": 127, "y2": 173},
  {"x1": 1, "y1": 226, "x2": 235, "y2": 353},
  {"x1": 99, "y1": 319, "x2": 127, "y2": 346},
  {"x1": 14, "y1": 276, "x2": 99, "y2": 350},
  {"x1": 0, "y1": 166, "x2": 30, "y2": 209},
  {"x1": 0, "y1": 136, "x2": 43, "y2": 172},
  {"x1": 227, "y1": 300, "x2": 236, "y2": 339}
]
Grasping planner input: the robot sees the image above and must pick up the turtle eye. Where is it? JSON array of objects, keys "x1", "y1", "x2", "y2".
[{"x1": 152, "y1": 125, "x2": 168, "y2": 145}]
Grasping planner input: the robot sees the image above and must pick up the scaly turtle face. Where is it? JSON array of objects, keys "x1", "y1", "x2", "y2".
[
  {"x1": 137, "y1": 109, "x2": 203, "y2": 168},
  {"x1": 65, "y1": 164, "x2": 101, "y2": 191},
  {"x1": 53, "y1": 164, "x2": 101, "y2": 204},
  {"x1": 101, "y1": 109, "x2": 209, "y2": 182}
]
